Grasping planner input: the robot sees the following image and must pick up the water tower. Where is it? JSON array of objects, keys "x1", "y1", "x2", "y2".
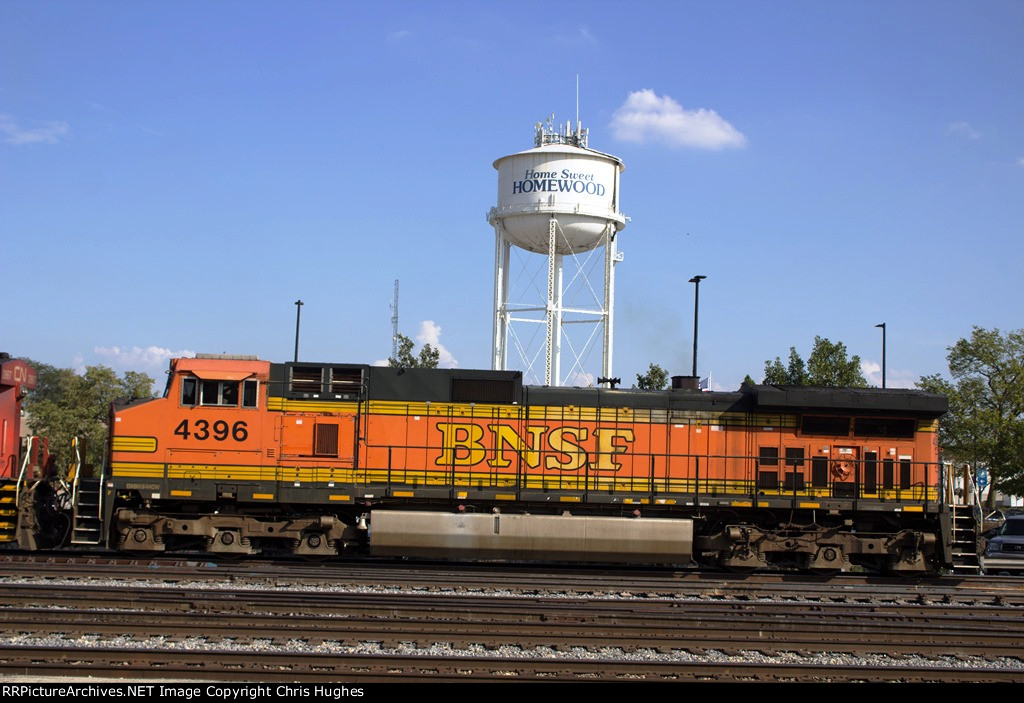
[{"x1": 487, "y1": 116, "x2": 626, "y2": 386}]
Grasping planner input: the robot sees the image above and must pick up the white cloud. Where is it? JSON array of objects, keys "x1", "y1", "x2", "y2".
[
  {"x1": 575, "y1": 26, "x2": 596, "y2": 44},
  {"x1": 93, "y1": 345, "x2": 195, "y2": 375},
  {"x1": 861, "y1": 359, "x2": 917, "y2": 389},
  {"x1": 87, "y1": 102, "x2": 119, "y2": 114},
  {"x1": 556, "y1": 25, "x2": 597, "y2": 45},
  {"x1": 566, "y1": 371, "x2": 596, "y2": 387},
  {"x1": 373, "y1": 321, "x2": 456, "y2": 367},
  {"x1": 0, "y1": 114, "x2": 69, "y2": 145},
  {"x1": 416, "y1": 320, "x2": 458, "y2": 368},
  {"x1": 945, "y1": 121, "x2": 981, "y2": 140},
  {"x1": 387, "y1": 29, "x2": 412, "y2": 43},
  {"x1": 1017, "y1": 157, "x2": 1024, "y2": 167},
  {"x1": 861, "y1": 360, "x2": 881, "y2": 387},
  {"x1": 138, "y1": 125, "x2": 167, "y2": 139},
  {"x1": 610, "y1": 90, "x2": 746, "y2": 150}
]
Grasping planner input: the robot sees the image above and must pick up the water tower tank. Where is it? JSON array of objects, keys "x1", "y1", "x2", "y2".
[
  {"x1": 487, "y1": 118, "x2": 627, "y2": 388},
  {"x1": 488, "y1": 120, "x2": 626, "y2": 255}
]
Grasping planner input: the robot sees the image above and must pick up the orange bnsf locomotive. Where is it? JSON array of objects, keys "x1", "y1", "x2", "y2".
[{"x1": 12, "y1": 354, "x2": 960, "y2": 573}]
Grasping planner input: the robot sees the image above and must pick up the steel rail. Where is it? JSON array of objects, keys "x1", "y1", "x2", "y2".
[{"x1": 0, "y1": 646, "x2": 1019, "y2": 683}]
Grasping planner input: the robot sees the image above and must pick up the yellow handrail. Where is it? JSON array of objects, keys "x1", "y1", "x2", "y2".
[{"x1": 69, "y1": 437, "x2": 82, "y2": 506}]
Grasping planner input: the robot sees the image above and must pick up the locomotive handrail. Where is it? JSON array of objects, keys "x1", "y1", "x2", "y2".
[
  {"x1": 346, "y1": 436, "x2": 941, "y2": 505},
  {"x1": 97, "y1": 439, "x2": 107, "y2": 523},
  {"x1": 14, "y1": 435, "x2": 37, "y2": 505},
  {"x1": 69, "y1": 436, "x2": 82, "y2": 507},
  {"x1": 354, "y1": 379, "x2": 369, "y2": 474}
]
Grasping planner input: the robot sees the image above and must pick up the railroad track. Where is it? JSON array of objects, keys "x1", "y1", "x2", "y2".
[
  {"x1": 2, "y1": 646, "x2": 1021, "y2": 683},
  {"x1": 1, "y1": 595, "x2": 1022, "y2": 657},
  {"x1": 3, "y1": 552, "x2": 1023, "y2": 605},
  {"x1": 1, "y1": 559, "x2": 1022, "y2": 681}
]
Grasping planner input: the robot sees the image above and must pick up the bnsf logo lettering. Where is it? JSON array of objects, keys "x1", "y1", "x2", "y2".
[{"x1": 435, "y1": 423, "x2": 635, "y2": 472}]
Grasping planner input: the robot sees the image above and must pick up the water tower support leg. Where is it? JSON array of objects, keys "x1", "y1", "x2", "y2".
[
  {"x1": 492, "y1": 228, "x2": 510, "y2": 371},
  {"x1": 603, "y1": 226, "x2": 616, "y2": 384},
  {"x1": 545, "y1": 217, "x2": 562, "y2": 386}
]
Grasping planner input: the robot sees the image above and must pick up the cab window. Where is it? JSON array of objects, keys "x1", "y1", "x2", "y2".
[
  {"x1": 181, "y1": 376, "x2": 258, "y2": 408},
  {"x1": 181, "y1": 377, "x2": 198, "y2": 406},
  {"x1": 242, "y1": 379, "x2": 258, "y2": 407},
  {"x1": 201, "y1": 380, "x2": 239, "y2": 406}
]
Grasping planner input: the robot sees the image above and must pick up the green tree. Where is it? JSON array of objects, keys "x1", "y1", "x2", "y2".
[
  {"x1": 761, "y1": 337, "x2": 867, "y2": 387},
  {"x1": 763, "y1": 356, "x2": 788, "y2": 384},
  {"x1": 787, "y1": 347, "x2": 809, "y2": 385},
  {"x1": 807, "y1": 336, "x2": 866, "y2": 386},
  {"x1": 918, "y1": 327, "x2": 1024, "y2": 503},
  {"x1": 23, "y1": 361, "x2": 156, "y2": 472},
  {"x1": 635, "y1": 363, "x2": 670, "y2": 390},
  {"x1": 388, "y1": 333, "x2": 440, "y2": 369}
]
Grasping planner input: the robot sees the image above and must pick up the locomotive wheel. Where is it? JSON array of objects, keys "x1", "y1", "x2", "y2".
[
  {"x1": 808, "y1": 566, "x2": 841, "y2": 577},
  {"x1": 719, "y1": 552, "x2": 761, "y2": 573},
  {"x1": 211, "y1": 552, "x2": 248, "y2": 562}
]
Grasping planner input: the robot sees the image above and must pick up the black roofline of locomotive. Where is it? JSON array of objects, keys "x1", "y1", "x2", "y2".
[
  {"x1": 265, "y1": 362, "x2": 947, "y2": 418},
  {"x1": 744, "y1": 384, "x2": 947, "y2": 416}
]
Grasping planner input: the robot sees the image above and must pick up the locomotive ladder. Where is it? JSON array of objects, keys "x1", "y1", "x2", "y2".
[
  {"x1": 70, "y1": 438, "x2": 104, "y2": 545},
  {"x1": 0, "y1": 480, "x2": 15, "y2": 543},
  {"x1": 949, "y1": 501, "x2": 983, "y2": 574},
  {"x1": 4, "y1": 436, "x2": 39, "y2": 544}
]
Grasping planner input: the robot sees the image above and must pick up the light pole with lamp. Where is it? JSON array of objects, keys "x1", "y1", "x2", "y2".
[
  {"x1": 294, "y1": 300, "x2": 304, "y2": 363},
  {"x1": 689, "y1": 276, "x2": 706, "y2": 379},
  {"x1": 875, "y1": 322, "x2": 886, "y2": 388}
]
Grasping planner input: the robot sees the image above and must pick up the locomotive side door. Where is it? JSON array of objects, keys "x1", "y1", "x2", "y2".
[{"x1": 279, "y1": 413, "x2": 358, "y2": 489}]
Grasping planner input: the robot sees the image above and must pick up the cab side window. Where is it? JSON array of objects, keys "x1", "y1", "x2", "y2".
[
  {"x1": 181, "y1": 376, "x2": 258, "y2": 408},
  {"x1": 242, "y1": 379, "x2": 259, "y2": 408},
  {"x1": 181, "y1": 377, "x2": 198, "y2": 406},
  {"x1": 201, "y1": 380, "x2": 240, "y2": 406},
  {"x1": 221, "y1": 381, "x2": 239, "y2": 406}
]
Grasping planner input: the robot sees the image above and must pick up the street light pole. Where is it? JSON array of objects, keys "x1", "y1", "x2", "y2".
[
  {"x1": 875, "y1": 322, "x2": 886, "y2": 388},
  {"x1": 294, "y1": 300, "x2": 304, "y2": 362},
  {"x1": 689, "y1": 275, "x2": 706, "y2": 379}
]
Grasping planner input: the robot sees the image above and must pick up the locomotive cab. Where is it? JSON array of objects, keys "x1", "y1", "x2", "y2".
[{"x1": 108, "y1": 355, "x2": 361, "y2": 556}]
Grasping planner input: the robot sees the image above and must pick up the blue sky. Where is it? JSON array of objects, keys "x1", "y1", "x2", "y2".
[{"x1": 3, "y1": 0, "x2": 1022, "y2": 391}]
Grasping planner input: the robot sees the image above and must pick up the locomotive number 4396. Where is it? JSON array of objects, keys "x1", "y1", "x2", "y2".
[{"x1": 173, "y1": 419, "x2": 249, "y2": 442}]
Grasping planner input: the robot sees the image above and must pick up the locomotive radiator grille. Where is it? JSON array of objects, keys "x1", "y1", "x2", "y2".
[{"x1": 314, "y1": 423, "x2": 340, "y2": 457}]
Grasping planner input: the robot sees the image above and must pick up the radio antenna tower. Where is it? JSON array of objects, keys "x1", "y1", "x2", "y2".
[{"x1": 390, "y1": 279, "x2": 400, "y2": 359}]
